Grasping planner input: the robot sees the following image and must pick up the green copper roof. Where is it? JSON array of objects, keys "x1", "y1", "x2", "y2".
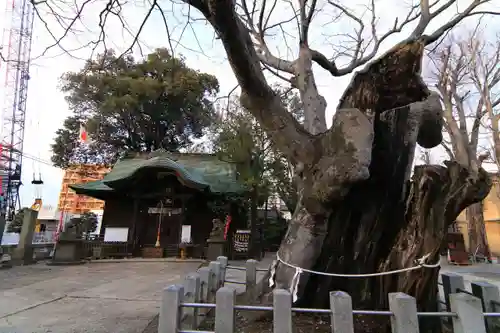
[
  {"x1": 70, "y1": 151, "x2": 245, "y2": 198},
  {"x1": 69, "y1": 179, "x2": 114, "y2": 200}
]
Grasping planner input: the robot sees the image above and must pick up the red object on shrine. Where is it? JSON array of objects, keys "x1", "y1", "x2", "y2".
[{"x1": 224, "y1": 215, "x2": 232, "y2": 240}]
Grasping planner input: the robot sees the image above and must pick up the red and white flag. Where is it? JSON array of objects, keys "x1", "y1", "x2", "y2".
[{"x1": 79, "y1": 124, "x2": 89, "y2": 143}]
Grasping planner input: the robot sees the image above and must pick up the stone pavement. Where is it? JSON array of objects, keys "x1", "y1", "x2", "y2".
[
  {"x1": 440, "y1": 258, "x2": 500, "y2": 289},
  {"x1": 436, "y1": 257, "x2": 500, "y2": 308},
  {"x1": 0, "y1": 261, "x2": 200, "y2": 333}
]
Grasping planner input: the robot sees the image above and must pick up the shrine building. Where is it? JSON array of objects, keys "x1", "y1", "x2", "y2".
[{"x1": 70, "y1": 151, "x2": 247, "y2": 258}]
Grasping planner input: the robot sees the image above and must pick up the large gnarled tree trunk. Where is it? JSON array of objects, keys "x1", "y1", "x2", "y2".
[
  {"x1": 186, "y1": 0, "x2": 493, "y2": 320},
  {"x1": 272, "y1": 41, "x2": 489, "y2": 312}
]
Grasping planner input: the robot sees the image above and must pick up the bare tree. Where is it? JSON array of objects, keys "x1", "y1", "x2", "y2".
[
  {"x1": 467, "y1": 35, "x2": 500, "y2": 177},
  {"x1": 29, "y1": 0, "x2": 499, "y2": 320},
  {"x1": 469, "y1": 33, "x2": 500, "y2": 259},
  {"x1": 428, "y1": 29, "x2": 497, "y2": 261}
]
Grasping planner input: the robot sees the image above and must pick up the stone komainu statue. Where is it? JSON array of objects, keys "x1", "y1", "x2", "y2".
[{"x1": 209, "y1": 218, "x2": 224, "y2": 239}]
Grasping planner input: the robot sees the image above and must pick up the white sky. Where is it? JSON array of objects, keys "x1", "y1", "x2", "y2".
[{"x1": 0, "y1": 0, "x2": 498, "y2": 208}]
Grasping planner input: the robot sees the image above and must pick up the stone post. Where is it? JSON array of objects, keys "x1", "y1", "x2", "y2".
[
  {"x1": 441, "y1": 273, "x2": 465, "y2": 312},
  {"x1": 450, "y1": 293, "x2": 487, "y2": 333},
  {"x1": 12, "y1": 208, "x2": 38, "y2": 264},
  {"x1": 0, "y1": 214, "x2": 6, "y2": 248}
]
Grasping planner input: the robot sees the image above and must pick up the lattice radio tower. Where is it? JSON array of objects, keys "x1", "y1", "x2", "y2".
[{"x1": 0, "y1": 0, "x2": 35, "y2": 220}]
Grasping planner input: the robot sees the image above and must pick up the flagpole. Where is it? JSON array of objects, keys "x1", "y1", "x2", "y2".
[{"x1": 53, "y1": 122, "x2": 89, "y2": 254}]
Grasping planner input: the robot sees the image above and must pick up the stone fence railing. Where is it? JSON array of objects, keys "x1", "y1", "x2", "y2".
[{"x1": 158, "y1": 256, "x2": 500, "y2": 333}]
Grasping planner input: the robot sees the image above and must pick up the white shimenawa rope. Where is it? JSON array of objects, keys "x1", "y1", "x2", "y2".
[{"x1": 269, "y1": 252, "x2": 441, "y2": 302}]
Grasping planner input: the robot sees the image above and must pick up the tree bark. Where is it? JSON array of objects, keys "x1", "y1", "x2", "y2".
[
  {"x1": 294, "y1": 154, "x2": 491, "y2": 313},
  {"x1": 272, "y1": 40, "x2": 428, "y2": 296},
  {"x1": 377, "y1": 163, "x2": 490, "y2": 319},
  {"x1": 294, "y1": 45, "x2": 327, "y2": 134},
  {"x1": 269, "y1": 41, "x2": 491, "y2": 318},
  {"x1": 466, "y1": 202, "x2": 491, "y2": 259},
  {"x1": 271, "y1": 107, "x2": 375, "y2": 298}
]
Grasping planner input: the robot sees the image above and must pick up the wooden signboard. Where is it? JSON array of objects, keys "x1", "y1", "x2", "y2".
[{"x1": 232, "y1": 229, "x2": 251, "y2": 259}]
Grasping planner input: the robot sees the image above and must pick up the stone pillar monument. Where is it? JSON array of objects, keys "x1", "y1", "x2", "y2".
[
  {"x1": 12, "y1": 208, "x2": 38, "y2": 264},
  {"x1": 0, "y1": 214, "x2": 10, "y2": 268},
  {"x1": 206, "y1": 218, "x2": 226, "y2": 261},
  {"x1": 0, "y1": 214, "x2": 6, "y2": 248}
]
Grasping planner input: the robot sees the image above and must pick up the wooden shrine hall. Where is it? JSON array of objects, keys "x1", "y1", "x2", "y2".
[{"x1": 70, "y1": 151, "x2": 247, "y2": 258}]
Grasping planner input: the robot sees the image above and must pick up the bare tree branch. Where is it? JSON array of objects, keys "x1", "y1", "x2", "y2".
[
  {"x1": 28, "y1": 0, "x2": 499, "y2": 142},
  {"x1": 24, "y1": 0, "x2": 499, "y2": 169},
  {"x1": 466, "y1": 32, "x2": 500, "y2": 171},
  {"x1": 239, "y1": 0, "x2": 295, "y2": 73},
  {"x1": 431, "y1": 39, "x2": 471, "y2": 166},
  {"x1": 423, "y1": 2, "x2": 500, "y2": 45},
  {"x1": 441, "y1": 142, "x2": 454, "y2": 159},
  {"x1": 189, "y1": 0, "x2": 314, "y2": 165},
  {"x1": 312, "y1": 0, "x2": 498, "y2": 77},
  {"x1": 429, "y1": 25, "x2": 499, "y2": 172},
  {"x1": 298, "y1": 0, "x2": 317, "y2": 45}
]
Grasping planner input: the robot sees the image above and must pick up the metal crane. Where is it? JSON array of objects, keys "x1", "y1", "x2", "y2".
[{"x1": 0, "y1": 0, "x2": 35, "y2": 220}]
